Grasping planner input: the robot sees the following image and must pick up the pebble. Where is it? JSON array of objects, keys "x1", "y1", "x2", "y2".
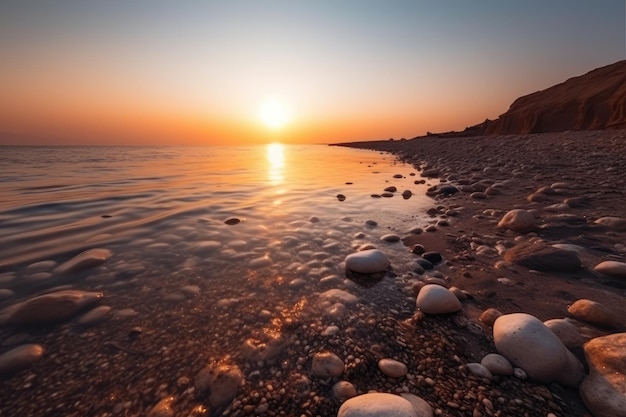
[
  {"x1": 497, "y1": 209, "x2": 536, "y2": 233},
  {"x1": 249, "y1": 256, "x2": 272, "y2": 268},
  {"x1": 53, "y1": 248, "x2": 113, "y2": 275},
  {"x1": 322, "y1": 326, "x2": 340, "y2": 336},
  {"x1": 338, "y1": 392, "x2": 419, "y2": 417},
  {"x1": 0, "y1": 344, "x2": 45, "y2": 375},
  {"x1": 378, "y1": 358, "x2": 408, "y2": 378},
  {"x1": 345, "y1": 249, "x2": 390, "y2": 273},
  {"x1": 466, "y1": 363, "x2": 493, "y2": 380},
  {"x1": 195, "y1": 363, "x2": 243, "y2": 407},
  {"x1": 381, "y1": 234, "x2": 401, "y2": 242},
  {"x1": 332, "y1": 381, "x2": 357, "y2": 402},
  {"x1": 224, "y1": 218, "x2": 241, "y2": 225},
  {"x1": 311, "y1": 351, "x2": 344, "y2": 377},
  {"x1": 0, "y1": 290, "x2": 104, "y2": 325},
  {"x1": 593, "y1": 260, "x2": 626, "y2": 278},
  {"x1": 543, "y1": 318, "x2": 584, "y2": 348},
  {"x1": 480, "y1": 353, "x2": 513, "y2": 376},
  {"x1": 416, "y1": 284, "x2": 462, "y2": 315},
  {"x1": 337, "y1": 194, "x2": 346, "y2": 201},
  {"x1": 421, "y1": 251, "x2": 442, "y2": 264},
  {"x1": 78, "y1": 305, "x2": 112, "y2": 326},
  {"x1": 567, "y1": 299, "x2": 621, "y2": 329},
  {"x1": 319, "y1": 289, "x2": 358, "y2": 305}
]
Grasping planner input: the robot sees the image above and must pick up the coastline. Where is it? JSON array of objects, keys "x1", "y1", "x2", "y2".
[{"x1": 335, "y1": 129, "x2": 626, "y2": 415}]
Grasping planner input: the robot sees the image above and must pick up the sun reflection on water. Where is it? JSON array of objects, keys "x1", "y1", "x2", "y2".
[{"x1": 267, "y1": 142, "x2": 285, "y2": 185}]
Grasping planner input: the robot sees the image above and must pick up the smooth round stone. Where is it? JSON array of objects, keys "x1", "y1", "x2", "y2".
[
  {"x1": 415, "y1": 258, "x2": 433, "y2": 270},
  {"x1": 53, "y1": 248, "x2": 113, "y2": 275},
  {"x1": 480, "y1": 353, "x2": 513, "y2": 376},
  {"x1": 319, "y1": 289, "x2": 358, "y2": 305},
  {"x1": 288, "y1": 278, "x2": 307, "y2": 289},
  {"x1": 579, "y1": 333, "x2": 626, "y2": 417},
  {"x1": 193, "y1": 241, "x2": 221, "y2": 254},
  {"x1": 567, "y1": 299, "x2": 621, "y2": 329},
  {"x1": 195, "y1": 363, "x2": 243, "y2": 407},
  {"x1": 180, "y1": 285, "x2": 201, "y2": 297},
  {"x1": 0, "y1": 344, "x2": 45, "y2": 374},
  {"x1": 543, "y1": 318, "x2": 584, "y2": 348},
  {"x1": 320, "y1": 275, "x2": 342, "y2": 286},
  {"x1": 325, "y1": 303, "x2": 346, "y2": 318},
  {"x1": 466, "y1": 363, "x2": 493, "y2": 380},
  {"x1": 497, "y1": 209, "x2": 536, "y2": 233},
  {"x1": 322, "y1": 326, "x2": 340, "y2": 336},
  {"x1": 0, "y1": 290, "x2": 103, "y2": 325},
  {"x1": 332, "y1": 381, "x2": 357, "y2": 402},
  {"x1": 594, "y1": 216, "x2": 626, "y2": 231},
  {"x1": 311, "y1": 351, "x2": 344, "y2": 377},
  {"x1": 384, "y1": 186, "x2": 397, "y2": 192},
  {"x1": 309, "y1": 216, "x2": 320, "y2": 223},
  {"x1": 25, "y1": 260, "x2": 57, "y2": 272},
  {"x1": 224, "y1": 217, "x2": 241, "y2": 225},
  {"x1": 399, "y1": 393, "x2": 433, "y2": 417},
  {"x1": 249, "y1": 256, "x2": 272, "y2": 268},
  {"x1": 470, "y1": 192, "x2": 487, "y2": 199},
  {"x1": 381, "y1": 234, "x2": 401, "y2": 243},
  {"x1": 378, "y1": 358, "x2": 408, "y2": 378},
  {"x1": 593, "y1": 261, "x2": 626, "y2": 278},
  {"x1": 421, "y1": 251, "x2": 442, "y2": 264},
  {"x1": 0, "y1": 289, "x2": 15, "y2": 301},
  {"x1": 479, "y1": 308, "x2": 504, "y2": 327},
  {"x1": 493, "y1": 313, "x2": 584, "y2": 386},
  {"x1": 338, "y1": 393, "x2": 419, "y2": 417},
  {"x1": 345, "y1": 249, "x2": 390, "y2": 274},
  {"x1": 416, "y1": 284, "x2": 462, "y2": 315},
  {"x1": 365, "y1": 220, "x2": 378, "y2": 226},
  {"x1": 496, "y1": 277, "x2": 515, "y2": 286},
  {"x1": 448, "y1": 286, "x2": 466, "y2": 300},
  {"x1": 78, "y1": 305, "x2": 112, "y2": 326}
]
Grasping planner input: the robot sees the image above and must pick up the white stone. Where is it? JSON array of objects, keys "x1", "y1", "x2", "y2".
[
  {"x1": 53, "y1": 248, "x2": 112, "y2": 275},
  {"x1": 378, "y1": 358, "x2": 408, "y2": 378},
  {"x1": 544, "y1": 318, "x2": 584, "y2": 348},
  {"x1": 493, "y1": 313, "x2": 584, "y2": 386},
  {"x1": 416, "y1": 284, "x2": 462, "y2": 315},
  {"x1": 594, "y1": 261, "x2": 626, "y2": 278},
  {"x1": 0, "y1": 344, "x2": 45, "y2": 375},
  {"x1": 480, "y1": 353, "x2": 513, "y2": 376},
  {"x1": 311, "y1": 351, "x2": 344, "y2": 377},
  {"x1": 338, "y1": 393, "x2": 419, "y2": 417},
  {"x1": 466, "y1": 363, "x2": 493, "y2": 380},
  {"x1": 319, "y1": 289, "x2": 358, "y2": 306},
  {"x1": 497, "y1": 209, "x2": 536, "y2": 233},
  {"x1": 579, "y1": 333, "x2": 626, "y2": 417},
  {"x1": 345, "y1": 249, "x2": 390, "y2": 273}
]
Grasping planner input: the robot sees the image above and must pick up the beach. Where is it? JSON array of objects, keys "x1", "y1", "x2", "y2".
[{"x1": 0, "y1": 134, "x2": 624, "y2": 416}]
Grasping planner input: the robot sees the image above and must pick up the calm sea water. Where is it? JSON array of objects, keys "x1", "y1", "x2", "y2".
[
  {"x1": 1, "y1": 144, "x2": 429, "y2": 274},
  {"x1": 0, "y1": 144, "x2": 435, "y2": 414}
]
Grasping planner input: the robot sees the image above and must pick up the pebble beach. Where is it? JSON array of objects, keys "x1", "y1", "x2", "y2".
[{"x1": 1, "y1": 131, "x2": 625, "y2": 417}]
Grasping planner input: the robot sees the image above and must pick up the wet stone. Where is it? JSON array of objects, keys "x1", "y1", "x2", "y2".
[
  {"x1": 0, "y1": 344, "x2": 45, "y2": 375},
  {"x1": 53, "y1": 248, "x2": 113, "y2": 275},
  {"x1": 311, "y1": 351, "x2": 344, "y2": 377}
]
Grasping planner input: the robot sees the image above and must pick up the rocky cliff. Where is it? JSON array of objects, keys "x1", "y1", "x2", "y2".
[{"x1": 483, "y1": 60, "x2": 626, "y2": 134}]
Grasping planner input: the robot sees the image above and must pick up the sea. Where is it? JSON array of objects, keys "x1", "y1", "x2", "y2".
[{"x1": 0, "y1": 144, "x2": 434, "y2": 414}]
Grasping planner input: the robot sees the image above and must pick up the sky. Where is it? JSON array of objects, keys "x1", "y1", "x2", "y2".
[{"x1": 0, "y1": 1, "x2": 624, "y2": 146}]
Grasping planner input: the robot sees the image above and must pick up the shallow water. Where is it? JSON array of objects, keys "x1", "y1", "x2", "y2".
[
  {"x1": 1, "y1": 145, "x2": 431, "y2": 275},
  {"x1": 0, "y1": 144, "x2": 435, "y2": 414}
]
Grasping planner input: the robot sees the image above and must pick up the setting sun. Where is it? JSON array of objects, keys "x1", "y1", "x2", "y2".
[{"x1": 259, "y1": 97, "x2": 291, "y2": 129}]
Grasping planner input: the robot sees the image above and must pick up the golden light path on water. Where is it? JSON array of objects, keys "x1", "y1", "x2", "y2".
[{"x1": 267, "y1": 143, "x2": 285, "y2": 204}]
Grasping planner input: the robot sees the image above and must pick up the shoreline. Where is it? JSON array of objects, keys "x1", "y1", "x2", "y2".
[{"x1": 337, "y1": 129, "x2": 626, "y2": 416}]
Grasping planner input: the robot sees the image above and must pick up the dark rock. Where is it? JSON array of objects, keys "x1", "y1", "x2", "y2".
[
  {"x1": 422, "y1": 251, "x2": 443, "y2": 264},
  {"x1": 504, "y1": 241, "x2": 581, "y2": 272},
  {"x1": 415, "y1": 257, "x2": 434, "y2": 270}
]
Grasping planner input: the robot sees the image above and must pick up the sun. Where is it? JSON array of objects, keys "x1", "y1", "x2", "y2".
[{"x1": 259, "y1": 97, "x2": 291, "y2": 129}]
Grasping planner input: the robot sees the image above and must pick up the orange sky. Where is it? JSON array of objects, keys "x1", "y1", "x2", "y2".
[{"x1": 0, "y1": 1, "x2": 623, "y2": 145}]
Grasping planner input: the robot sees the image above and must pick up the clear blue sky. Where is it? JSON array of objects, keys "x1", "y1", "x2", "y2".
[{"x1": 1, "y1": 0, "x2": 623, "y2": 145}]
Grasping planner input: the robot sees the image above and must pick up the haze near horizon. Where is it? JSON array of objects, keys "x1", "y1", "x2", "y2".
[{"x1": 1, "y1": 0, "x2": 623, "y2": 146}]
